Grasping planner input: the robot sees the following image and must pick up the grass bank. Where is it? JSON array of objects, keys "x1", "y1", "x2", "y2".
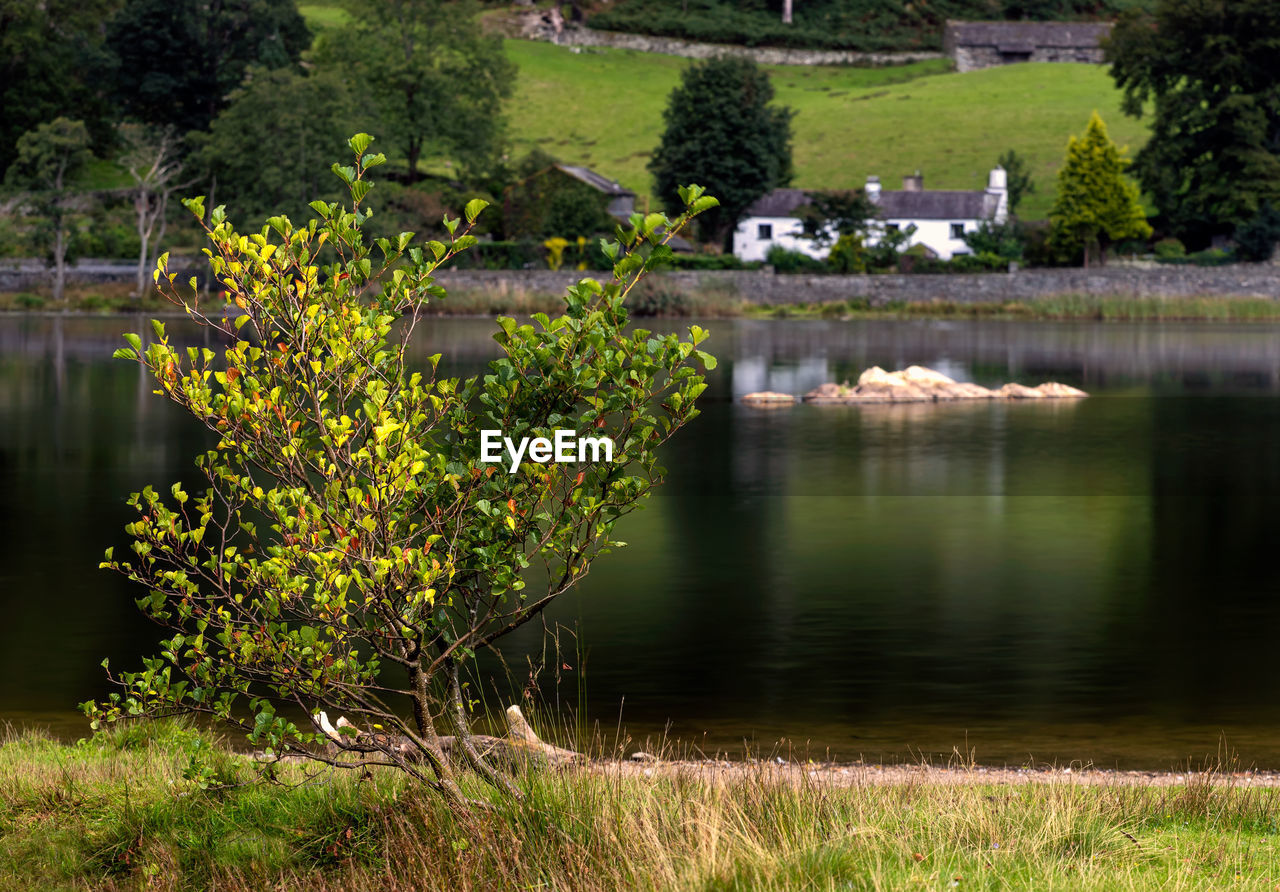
[
  {"x1": 2, "y1": 722, "x2": 1279, "y2": 890},
  {"x1": 750, "y1": 294, "x2": 1280, "y2": 322}
]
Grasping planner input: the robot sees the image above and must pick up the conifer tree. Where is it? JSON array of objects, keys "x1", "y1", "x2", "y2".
[{"x1": 1048, "y1": 112, "x2": 1150, "y2": 267}]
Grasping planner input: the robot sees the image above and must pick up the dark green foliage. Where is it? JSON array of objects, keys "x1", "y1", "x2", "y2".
[
  {"x1": 650, "y1": 57, "x2": 793, "y2": 247},
  {"x1": 1233, "y1": 202, "x2": 1280, "y2": 263},
  {"x1": 1108, "y1": 0, "x2": 1280, "y2": 244},
  {"x1": 1155, "y1": 247, "x2": 1235, "y2": 266},
  {"x1": 503, "y1": 162, "x2": 617, "y2": 240},
  {"x1": 106, "y1": 0, "x2": 310, "y2": 134},
  {"x1": 0, "y1": 0, "x2": 116, "y2": 173},
  {"x1": 765, "y1": 244, "x2": 826, "y2": 273},
  {"x1": 795, "y1": 190, "x2": 876, "y2": 246},
  {"x1": 196, "y1": 68, "x2": 355, "y2": 222},
  {"x1": 962, "y1": 220, "x2": 1026, "y2": 261},
  {"x1": 592, "y1": 0, "x2": 1139, "y2": 51},
  {"x1": 1153, "y1": 237, "x2": 1186, "y2": 259},
  {"x1": 667, "y1": 253, "x2": 751, "y2": 270},
  {"x1": 997, "y1": 149, "x2": 1035, "y2": 216},
  {"x1": 319, "y1": 0, "x2": 515, "y2": 181}
]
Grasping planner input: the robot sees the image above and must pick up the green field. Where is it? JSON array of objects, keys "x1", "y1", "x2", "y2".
[{"x1": 504, "y1": 41, "x2": 1148, "y2": 220}]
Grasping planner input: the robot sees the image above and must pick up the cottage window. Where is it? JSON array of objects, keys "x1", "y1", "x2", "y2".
[
  {"x1": 757, "y1": 223, "x2": 773, "y2": 241},
  {"x1": 885, "y1": 223, "x2": 900, "y2": 232},
  {"x1": 950, "y1": 223, "x2": 966, "y2": 239}
]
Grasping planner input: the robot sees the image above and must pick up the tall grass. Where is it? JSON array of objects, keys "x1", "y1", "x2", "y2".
[
  {"x1": 758, "y1": 294, "x2": 1280, "y2": 322},
  {"x1": 2, "y1": 722, "x2": 1278, "y2": 890}
]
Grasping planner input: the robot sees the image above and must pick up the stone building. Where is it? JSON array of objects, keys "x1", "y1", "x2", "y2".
[{"x1": 943, "y1": 21, "x2": 1113, "y2": 73}]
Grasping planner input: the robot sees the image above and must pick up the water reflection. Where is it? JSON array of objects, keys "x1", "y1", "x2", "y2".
[{"x1": 2, "y1": 315, "x2": 1280, "y2": 768}]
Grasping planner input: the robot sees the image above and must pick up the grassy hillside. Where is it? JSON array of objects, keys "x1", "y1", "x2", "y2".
[
  {"x1": 505, "y1": 41, "x2": 1148, "y2": 220},
  {"x1": 295, "y1": 5, "x2": 1149, "y2": 221}
]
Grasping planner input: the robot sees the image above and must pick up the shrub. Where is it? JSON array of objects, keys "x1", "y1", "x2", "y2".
[
  {"x1": 1153, "y1": 237, "x2": 1186, "y2": 259},
  {"x1": 766, "y1": 244, "x2": 826, "y2": 274},
  {"x1": 827, "y1": 233, "x2": 867, "y2": 274},
  {"x1": 13, "y1": 293, "x2": 45, "y2": 309},
  {"x1": 86, "y1": 134, "x2": 720, "y2": 806},
  {"x1": 1233, "y1": 202, "x2": 1280, "y2": 262},
  {"x1": 667, "y1": 253, "x2": 751, "y2": 270}
]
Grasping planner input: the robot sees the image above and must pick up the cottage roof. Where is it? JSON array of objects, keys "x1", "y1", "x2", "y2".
[
  {"x1": 877, "y1": 189, "x2": 999, "y2": 221},
  {"x1": 554, "y1": 163, "x2": 634, "y2": 197},
  {"x1": 944, "y1": 20, "x2": 1112, "y2": 51},
  {"x1": 744, "y1": 188, "x2": 998, "y2": 222},
  {"x1": 743, "y1": 189, "x2": 815, "y2": 218}
]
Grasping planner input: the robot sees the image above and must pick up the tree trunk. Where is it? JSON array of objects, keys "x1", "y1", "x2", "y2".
[
  {"x1": 782, "y1": 0, "x2": 793, "y2": 24},
  {"x1": 52, "y1": 219, "x2": 67, "y2": 303},
  {"x1": 136, "y1": 190, "x2": 151, "y2": 299}
]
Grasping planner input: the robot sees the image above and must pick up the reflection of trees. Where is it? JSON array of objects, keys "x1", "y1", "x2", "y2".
[{"x1": 1142, "y1": 397, "x2": 1280, "y2": 720}]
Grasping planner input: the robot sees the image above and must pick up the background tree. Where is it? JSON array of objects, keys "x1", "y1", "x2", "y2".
[
  {"x1": 1107, "y1": 0, "x2": 1280, "y2": 245},
  {"x1": 649, "y1": 57, "x2": 793, "y2": 249},
  {"x1": 0, "y1": 0, "x2": 116, "y2": 171},
  {"x1": 997, "y1": 149, "x2": 1035, "y2": 216},
  {"x1": 321, "y1": 0, "x2": 515, "y2": 182},
  {"x1": 196, "y1": 68, "x2": 355, "y2": 222},
  {"x1": 4, "y1": 118, "x2": 93, "y2": 301},
  {"x1": 87, "y1": 134, "x2": 718, "y2": 806},
  {"x1": 106, "y1": 0, "x2": 311, "y2": 135},
  {"x1": 1233, "y1": 202, "x2": 1280, "y2": 263},
  {"x1": 1048, "y1": 112, "x2": 1150, "y2": 267},
  {"x1": 120, "y1": 124, "x2": 187, "y2": 299}
]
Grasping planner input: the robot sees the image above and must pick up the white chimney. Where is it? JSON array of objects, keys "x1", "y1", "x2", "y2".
[
  {"x1": 865, "y1": 175, "x2": 881, "y2": 203},
  {"x1": 986, "y1": 166, "x2": 1009, "y2": 223}
]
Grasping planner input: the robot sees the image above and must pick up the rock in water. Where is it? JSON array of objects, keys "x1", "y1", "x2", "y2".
[
  {"x1": 741, "y1": 391, "x2": 798, "y2": 406},
  {"x1": 797, "y1": 365, "x2": 1087, "y2": 404}
]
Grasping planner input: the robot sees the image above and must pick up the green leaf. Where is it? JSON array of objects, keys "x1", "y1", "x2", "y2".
[
  {"x1": 690, "y1": 196, "x2": 720, "y2": 215},
  {"x1": 348, "y1": 133, "x2": 374, "y2": 156},
  {"x1": 464, "y1": 198, "x2": 489, "y2": 224},
  {"x1": 695, "y1": 350, "x2": 717, "y2": 370},
  {"x1": 113, "y1": 347, "x2": 138, "y2": 361},
  {"x1": 124, "y1": 333, "x2": 142, "y2": 354}
]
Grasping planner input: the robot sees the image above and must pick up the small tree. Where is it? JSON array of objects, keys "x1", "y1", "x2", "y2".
[
  {"x1": 4, "y1": 118, "x2": 93, "y2": 302},
  {"x1": 996, "y1": 149, "x2": 1035, "y2": 216},
  {"x1": 649, "y1": 57, "x2": 793, "y2": 249},
  {"x1": 85, "y1": 135, "x2": 718, "y2": 806},
  {"x1": 1048, "y1": 112, "x2": 1151, "y2": 267},
  {"x1": 120, "y1": 124, "x2": 187, "y2": 299},
  {"x1": 795, "y1": 190, "x2": 877, "y2": 247},
  {"x1": 322, "y1": 0, "x2": 515, "y2": 182}
]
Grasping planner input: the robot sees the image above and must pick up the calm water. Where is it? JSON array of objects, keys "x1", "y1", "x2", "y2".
[{"x1": 4, "y1": 314, "x2": 1280, "y2": 769}]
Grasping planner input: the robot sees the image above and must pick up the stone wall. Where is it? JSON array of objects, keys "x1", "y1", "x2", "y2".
[
  {"x1": 7, "y1": 260, "x2": 1279, "y2": 305},
  {"x1": 433, "y1": 266, "x2": 1280, "y2": 305},
  {"x1": 540, "y1": 25, "x2": 942, "y2": 67}
]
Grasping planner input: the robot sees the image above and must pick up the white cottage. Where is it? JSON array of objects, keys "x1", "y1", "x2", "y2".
[{"x1": 733, "y1": 168, "x2": 1009, "y2": 263}]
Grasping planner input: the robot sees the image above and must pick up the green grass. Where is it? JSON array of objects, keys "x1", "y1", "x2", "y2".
[
  {"x1": 294, "y1": 0, "x2": 1151, "y2": 222},
  {"x1": 298, "y1": 3, "x2": 351, "y2": 29},
  {"x1": 3, "y1": 722, "x2": 1279, "y2": 890},
  {"x1": 505, "y1": 41, "x2": 1147, "y2": 220}
]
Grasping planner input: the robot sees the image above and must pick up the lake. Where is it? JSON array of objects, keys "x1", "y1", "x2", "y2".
[{"x1": 3, "y1": 314, "x2": 1280, "y2": 770}]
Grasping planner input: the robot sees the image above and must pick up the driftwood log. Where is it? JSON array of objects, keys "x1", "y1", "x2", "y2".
[{"x1": 311, "y1": 705, "x2": 582, "y2": 770}]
